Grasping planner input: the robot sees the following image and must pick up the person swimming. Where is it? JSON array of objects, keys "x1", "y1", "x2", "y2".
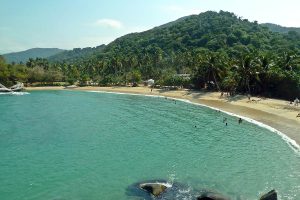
[{"x1": 238, "y1": 118, "x2": 242, "y2": 124}]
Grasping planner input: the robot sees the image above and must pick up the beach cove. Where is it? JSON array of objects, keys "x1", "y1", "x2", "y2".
[
  {"x1": 1, "y1": 89, "x2": 300, "y2": 199},
  {"x1": 27, "y1": 86, "x2": 300, "y2": 147}
]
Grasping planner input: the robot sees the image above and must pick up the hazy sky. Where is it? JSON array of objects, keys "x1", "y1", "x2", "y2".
[{"x1": 1, "y1": 0, "x2": 299, "y2": 54}]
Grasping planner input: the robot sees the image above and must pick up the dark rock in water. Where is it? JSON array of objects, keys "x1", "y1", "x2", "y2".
[
  {"x1": 140, "y1": 182, "x2": 168, "y2": 196},
  {"x1": 197, "y1": 191, "x2": 230, "y2": 200},
  {"x1": 126, "y1": 179, "x2": 171, "y2": 200},
  {"x1": 126, "y1": 180, "x2": 232, "y2": 200},
  {"x1": 259, "y1": 190, "x2": 277, "y2": 200}
]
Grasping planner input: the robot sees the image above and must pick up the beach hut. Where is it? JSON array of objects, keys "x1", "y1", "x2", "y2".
[
  {"x1": 147, "y1": 79, "x2": 155, "y2": 86},
  {"x1": 144, "y1": 79, "x2": 155, "y2": 86}
]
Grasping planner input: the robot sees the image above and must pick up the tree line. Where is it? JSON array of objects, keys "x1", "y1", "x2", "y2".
[{"x1": 1, "y1": 47, "x2": 299, "y2": 100}]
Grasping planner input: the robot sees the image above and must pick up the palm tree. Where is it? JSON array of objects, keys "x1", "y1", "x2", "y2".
[
  {"x1": 256, "y1": 53, "x2": 275, "y2": 94},
  {"x1": 201, "y1": 52, "x2": 226, "y2": 91},
  {"x1": 233, "y1": 54, "x2": 259, "y2": 95},
  {"x1": 278, "y1": 52, "x2": 299, "y2": 71}
]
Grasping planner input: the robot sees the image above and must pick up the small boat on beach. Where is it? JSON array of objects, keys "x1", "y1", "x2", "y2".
[{"x1": 0, "y1": 82, "x2": 24, "y2": 92}]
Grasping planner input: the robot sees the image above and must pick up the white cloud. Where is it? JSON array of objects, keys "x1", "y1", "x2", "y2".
[{"x1": 93, "y1": 19, "x2": 123, "y2": 29}]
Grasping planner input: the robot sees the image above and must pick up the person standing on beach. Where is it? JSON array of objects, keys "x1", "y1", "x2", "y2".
[{"x1": 294, "y1": 98, "x2": 299, "y2": 106}]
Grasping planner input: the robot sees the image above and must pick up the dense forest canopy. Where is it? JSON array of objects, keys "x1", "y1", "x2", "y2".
[{"x1": 1, "y1": 11, "x2": 300, "y2": 100}]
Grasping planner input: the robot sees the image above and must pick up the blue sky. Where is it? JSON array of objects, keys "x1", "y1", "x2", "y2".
[{"x1": 1, "y1": 0, "x2": 299, "y2": 54}]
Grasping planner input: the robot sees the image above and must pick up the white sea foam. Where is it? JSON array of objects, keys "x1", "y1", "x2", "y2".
[
  {"x1": 140, "y1": 182, "x2": 172, "y2": 188},
  {"x1": 0, "y1": 92, "x2": 30, "y2": 96},
  {"x1": 188, "y1": 101, "x2": 300, "y2": 155},
  {"x1": 87, "y1": 90, "x2": 300, "y2": 154},
  {"x1": 178, "y1": 187, "x2": 191, "y2": 193},
  {"x1": 161, "y1": 182, "x2": 173, "y2": 188}
]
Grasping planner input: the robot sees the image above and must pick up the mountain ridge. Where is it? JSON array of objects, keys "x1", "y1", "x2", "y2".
[{"x1": 2, "y1": 48, "x2": 65, "y2": 64}]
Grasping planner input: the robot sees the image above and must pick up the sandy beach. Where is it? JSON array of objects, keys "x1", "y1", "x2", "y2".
[{"x1": 26, "y1": 86, "x2": 300, "y2": 145}]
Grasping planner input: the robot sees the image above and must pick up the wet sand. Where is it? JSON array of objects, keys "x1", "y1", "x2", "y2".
[{"x1": 26, "y1": 86, "x2": 300, "y2": 145}]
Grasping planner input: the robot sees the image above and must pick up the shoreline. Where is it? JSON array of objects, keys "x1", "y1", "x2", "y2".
[{"x1": 26, "y1": 86, "x2": 300, "y2": 147}]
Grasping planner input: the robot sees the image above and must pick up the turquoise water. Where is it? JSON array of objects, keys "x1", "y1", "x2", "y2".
[{"x1": 0, "y1": 90, "x2": 299, "y2": 200}]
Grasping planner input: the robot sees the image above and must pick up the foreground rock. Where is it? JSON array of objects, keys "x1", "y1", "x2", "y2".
[
  {"x1": 139, "y1": 182, "x2": 169, "y2": 196},
  {"x1": 127, "y1": 179, "x2": 277, "y2": 200},
  {"x1": 259, "y1": 190, "x2": 277, "y2": 200},
  {"x1": 127, "y1": 180, "x2": 232, "y2": 200}
]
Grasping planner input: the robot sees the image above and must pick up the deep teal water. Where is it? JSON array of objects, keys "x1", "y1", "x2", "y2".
[{"x1": 0, "y1": 91, "x2": 299, "y2": 200}]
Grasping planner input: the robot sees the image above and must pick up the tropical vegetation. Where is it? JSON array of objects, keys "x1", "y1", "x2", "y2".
[{"x1": 1, "y1": 11, "x2": 299, "y2": 100}]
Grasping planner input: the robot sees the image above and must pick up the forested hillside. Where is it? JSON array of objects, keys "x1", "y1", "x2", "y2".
[
  {"x1": 1, "y1": 11, "x2": 299, "y2": 100},
  {"x1": 102, "y1": 11, "x2": 299, "y2": 56}
]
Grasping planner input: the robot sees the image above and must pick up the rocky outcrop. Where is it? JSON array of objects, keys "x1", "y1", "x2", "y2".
[
  {"x1": 259, "y1": 190, "x2": 277, "y2": 200},
  {"x1": 197, "y1": 192, "x2": 230, "y2": 200},
  {"x1": 128, "y1": 179, "x2": 278, "y2": 200},
  {"x1": 139, "y1": 182, "x2": 169, "y2": 197}
]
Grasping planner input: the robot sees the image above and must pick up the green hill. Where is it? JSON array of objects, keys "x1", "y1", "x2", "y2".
[
  {"x1": 2, "y1": 48, "x2": 65, "y2": 64},
  {"x1": 261, "y1": 23, "x2": 300, "y2": 34},
  {"x1": 93, "y1": 11, "x2": 299, "y2": 61},
  {"x1": 67, "y1": 10, "x2": 299, "y2": 99}
]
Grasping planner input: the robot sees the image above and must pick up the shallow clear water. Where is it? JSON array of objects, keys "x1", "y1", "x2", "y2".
[{"x1": 0, "y1": 91, "x2": 299, "y2": 200}]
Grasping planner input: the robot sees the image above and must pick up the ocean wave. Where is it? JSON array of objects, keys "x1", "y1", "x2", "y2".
[{"x1": 87, "y1": 90, "x2": 300, "y2": 154}]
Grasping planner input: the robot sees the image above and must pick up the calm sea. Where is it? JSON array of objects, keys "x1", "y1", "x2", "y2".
[{"x1": 0, "y1": 91, "x2": 299, "y2": 200}]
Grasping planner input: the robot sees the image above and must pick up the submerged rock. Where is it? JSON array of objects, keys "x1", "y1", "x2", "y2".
[
  {"x1": 139, "y1": 182, "x2": 169, "y2": 196},
  {"x1": 259, "y1": 190, "x2": 277, "y2": 200},
  {"x1": 197, "y1": 191, "x2": 230, "y2": 200}
]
